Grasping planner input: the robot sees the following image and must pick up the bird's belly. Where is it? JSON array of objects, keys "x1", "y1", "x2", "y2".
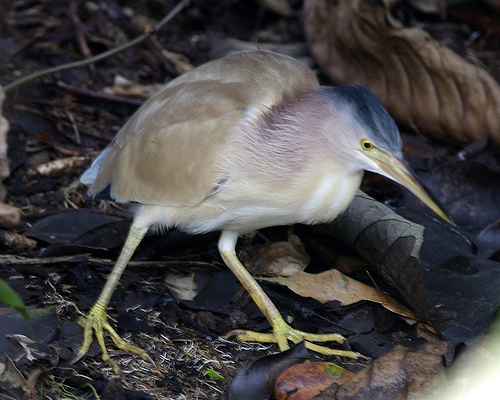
[{"x1": 131, "y1": 171, "x2": 363, "y2": 235}]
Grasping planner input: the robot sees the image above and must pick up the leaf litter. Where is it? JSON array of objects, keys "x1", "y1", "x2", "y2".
[{"x1": 1, "y1": 1, "x2": 500, "y2": 399}]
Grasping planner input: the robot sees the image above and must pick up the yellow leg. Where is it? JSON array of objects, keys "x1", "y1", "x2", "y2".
[
  {"x1": 72, "y1": 225, "x2": 152, "y2": 370},
  {"x1": 218, "y1": 230, "x2": 359, "y2": 359}
]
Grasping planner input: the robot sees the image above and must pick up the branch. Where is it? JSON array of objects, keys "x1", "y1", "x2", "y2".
[{"x1": 3, "y1": 0, "x2": 191, "y2": 93}]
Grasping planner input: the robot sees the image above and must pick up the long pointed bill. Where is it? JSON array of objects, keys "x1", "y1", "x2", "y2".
[{"x1": 367, "y1": 148, "x2": 453, "y2": 224}]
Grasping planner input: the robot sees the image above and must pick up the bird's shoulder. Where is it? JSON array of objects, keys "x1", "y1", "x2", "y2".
[{"x1": 85, "y1": 51, "x2": 319, "y2": 206}]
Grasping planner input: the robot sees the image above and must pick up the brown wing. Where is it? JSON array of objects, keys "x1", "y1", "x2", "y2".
[{"x1": 86, "y1": 51, "x2": 320, "y2": 206}]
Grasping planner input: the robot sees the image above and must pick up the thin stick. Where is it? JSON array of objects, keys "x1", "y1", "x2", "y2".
[{"x1": 3, "y1": 0, "x2": 191, "y2": 93}]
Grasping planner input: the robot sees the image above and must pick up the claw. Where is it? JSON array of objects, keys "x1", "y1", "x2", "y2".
[
  {"x1": 71, "y1": 301, "x2": 153, "y2": 373},
  {"x1": 226, "y1": 317, "x2": 360, "y2": 359}
]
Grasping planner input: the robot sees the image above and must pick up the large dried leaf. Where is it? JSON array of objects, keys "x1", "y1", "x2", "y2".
[
  {"x1": 314, "y1": 191, "x2": 429, "y2": 316},
  {"x1": 262, "y1": 269, "x2": 420, "y2": 320},
  {"x1": 327, "y1": 343, "x2": 454, "y2": 400},
  {"x1": 303, "y1": 0, "x2": 500, "y2": 147}
]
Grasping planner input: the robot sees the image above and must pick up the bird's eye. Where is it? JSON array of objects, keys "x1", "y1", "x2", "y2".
[{"x1": 361, "y1": 139, "x2": 373, "y2": 151}]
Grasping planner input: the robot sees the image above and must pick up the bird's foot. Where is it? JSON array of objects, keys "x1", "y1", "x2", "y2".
[
  {"x1": 71, "y1": 302, "x2": 153, "y2": 373},
  {"x1": 227, "y1": 316, "x2": 361, "y2": 359}
]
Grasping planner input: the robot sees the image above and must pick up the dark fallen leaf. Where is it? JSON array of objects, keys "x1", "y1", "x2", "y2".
[
  {"x1": 315, "y1": 191, "x2": 430, "y2": 316},
  {"x1": 318, "y1": 191, "x2": 500, "y2": 345},
  {"x1": 54, "y1": 321, "x2": 102, "y2": 361},
  {"x1": 38, "y1": 243, "x2": 109, "y2": 257},
  {"x1": 117, "y1": 291, "x2": 157, "y2": 334},
  {"x1": 349, "y1": 330, "x2": 394, "y2": 359},
  {"x1": 26, "y1": 209, "x2": 130, "y2": 249},
  {"x1": 475, "y1": 220, "x2": 500, "y2": 259},
  {"x1": 183, "y1": 270, "x2": 261, "y2": 317},
  {"x1": 275, "y1": 362, "x2": 354, "y2": 400},
  {"x1": 5, "y1": 333, "x2": 58, "y2": 365},
  {"x1": 400, "y1": 209, "x2": 500, "y2": 344},
  {"x1": 0, "y1": 306, "x2": 58, "y2": 367},
  {"x1": 6, "y1": 124, "x2": 27, "y2": 173},
  {"x1": 223, "y1": 342, "x2": 309, "y2": 400},
  {"x1": 336, "y1": 306, "x2": 376, "y2": 335},
  {"x1": 405, "y1": 159, "x2": 500, "y2": 231},
  {"x1": 100, "y1": 379, "x2": 128, "y2": 400}
]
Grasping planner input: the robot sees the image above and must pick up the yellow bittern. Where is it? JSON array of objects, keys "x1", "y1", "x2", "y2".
[{"x1": 76, "y1": 50, "x2": 450, "y2": 365}]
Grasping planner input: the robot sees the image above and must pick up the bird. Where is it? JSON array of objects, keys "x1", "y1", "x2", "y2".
[{"x1": 76, "y1": 50, "x2": 451, "y2": 367}]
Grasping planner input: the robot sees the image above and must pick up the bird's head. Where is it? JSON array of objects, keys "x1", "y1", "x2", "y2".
[{"x1": 317, "y1": 85, "x2": 452, "y2": 223}]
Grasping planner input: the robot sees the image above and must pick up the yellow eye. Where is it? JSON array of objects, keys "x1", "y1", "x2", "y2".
[{"x1": 361, "y1": 139, "x2": 373, "y2": 151}]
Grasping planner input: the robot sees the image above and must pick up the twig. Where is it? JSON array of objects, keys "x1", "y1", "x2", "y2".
[
  {"x1": 56, "y1": 80, "x2": 144, "y2": 106},
  {"x1": 0, "y1": 253, "x2": 219, "y2": 269},
  {"x1": 3, "y1": 0, "x2": 191, "y2": 93},
  {"x1": 69, "y1": 1, "x2": 94, "y2": 73}
]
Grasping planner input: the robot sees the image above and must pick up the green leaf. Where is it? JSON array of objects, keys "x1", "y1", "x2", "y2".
[
  {"x1": 0, "y1": 278, "x2": 29, "y2": 319},
  {"x1": 202, "y1": 368, "x2": 225, "y2": 381}
]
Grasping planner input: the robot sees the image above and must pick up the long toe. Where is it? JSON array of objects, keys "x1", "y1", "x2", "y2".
[
  {"x1": 227, "y1": 318, "x2": 361, "y2": 359},
  {"x1": 72, "y1": 302, "x2": 152, "y2": 372}
]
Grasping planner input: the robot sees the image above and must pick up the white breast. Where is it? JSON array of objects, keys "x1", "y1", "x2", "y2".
[{"x1": 297, "y1": 170, "x2": 363, "y2": 225}]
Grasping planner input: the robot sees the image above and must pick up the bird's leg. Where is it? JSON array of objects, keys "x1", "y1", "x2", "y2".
[
  {"x1": 72, "y1": 225, "x2": 152, "y2": 370},
  {"x1": 218, "y1": 230, "x2": 359, "y2": 359}
]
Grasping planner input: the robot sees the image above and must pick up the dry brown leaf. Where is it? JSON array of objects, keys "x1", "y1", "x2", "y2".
[
  {"x1": 163, "y1": 267, "x2": 216, "y2": 301},
  {"x1": 409, "y1": 0, "x2": 446, "y2": 16},
  {"x1": 0, "y1": 356, "x2": 30, "y2": 400},
  {"x1": 303, "y1": 0, "x2": 500, "y2": 147},
  {"x1": 103, "y1": 75, "x2": 165, "y2": 100},
  {"x1": 262, "y1": 269, "x2": 420, "y2": 320},
  {"x1": 275, "y1": 362, "x2": 354, "y2": 400},
  {"x1": 0, "y1": 230, "x2": 36, "y2": 252},
  {"x1": 242, "y1": 235, "x2": 310, "y2": 277},
  {"x1": 24, "y1": 155, "x2": 95, "y2": 181},
  {"x1": 331, "y1": 343, "x2": 454, "y2": 400},
  {"x1": 0, "y1": 88, "x2": 20, "y2": 231},
  {"x1": 261, "y1": 0, "x2": 293, "y2": 17}
]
